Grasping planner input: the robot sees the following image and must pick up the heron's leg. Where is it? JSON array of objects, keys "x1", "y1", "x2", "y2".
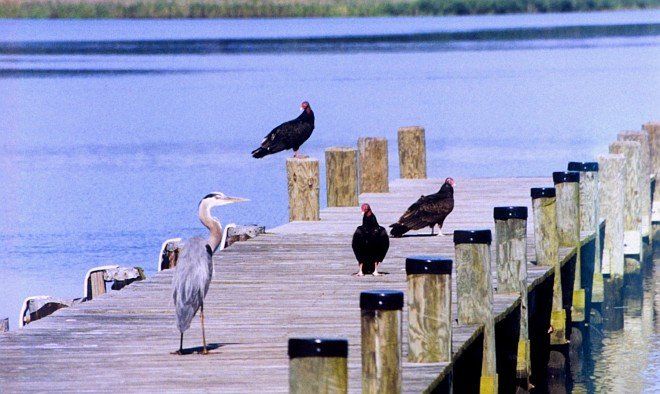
[
  {"x1": 170, "y1": 332, "x2": 184, "y2": 355},
  {"x1": 200, "y1": 302, "x2": 209, "y2": 355}
]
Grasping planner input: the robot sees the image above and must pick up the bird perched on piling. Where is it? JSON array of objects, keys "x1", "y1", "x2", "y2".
[
  {"x1": 352, "y1": 204, "x2": 389, "y2": 276},
  {"x1": 390, "y1": 177, "x2": 455, "y2": 237},
  {"x1": 251, "y1": 101, "x2": 315, "y2": 159},
  {"x1": 172, "y1": 192, "x2": 248, "y2": 355}
]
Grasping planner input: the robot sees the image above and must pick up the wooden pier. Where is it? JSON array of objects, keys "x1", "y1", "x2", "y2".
[{"x1": 0, "y1": 177, "x2": 589, "y2": 392}]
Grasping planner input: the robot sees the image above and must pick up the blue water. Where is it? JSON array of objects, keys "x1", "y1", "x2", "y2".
[{"x1": 0, "y1": 10, "x2": 659, "y2": 389}]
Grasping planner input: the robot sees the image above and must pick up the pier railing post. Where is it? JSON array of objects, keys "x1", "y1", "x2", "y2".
[
  {"x1": 531, "y1": 187, "x2": 567, "y2": 345},
  {"x1": 609, "y1": 140, "x2": 643, "y2": 272},
  {"x1": 493, "y1": 206, "x2": 531, "y2": 381},
  {"x1": 397, "y1": 126, "x2": 426, "y2": 179},
  {"x1": 358, "y1": 137, "x2": 389, "y2": 193},
  {"x1": 360, "y1": 290, "x2": 403, "y2": 394},
  {"x1": 618, "y1": 131, "x2": 652, "y2": 240},
  {"x1": 568, "y1": 162, "x2": 603, "y2": 304},
  {"x1": 597, "y1": 154, "x2": 626, "y2": 277},
  {"x1": 642, "y1": 122, "x2": 660, "y2": 231},
  {"x1": 405, "y1": 256, "x2": 452, "y2": 363},
  {"x1": 553, "y1": 171, "x2": 584, "y2": 323},
  {"x1": 288, "y1": 338, "x2": 348, "y2": 394},
  {"x1": 454, "y1": 229, "x2": 497, "y2": 393},
  {"x1": 286, "y1": 157, "x2": 320, "y2": 221},
  {"x1": 325, "y1": 147, "x2": 358, "y2": 207}
]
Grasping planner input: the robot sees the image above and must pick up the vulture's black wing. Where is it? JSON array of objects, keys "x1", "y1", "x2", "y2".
[{"x1": 252, "y1": 117, "x2": 314, "y2": 158}]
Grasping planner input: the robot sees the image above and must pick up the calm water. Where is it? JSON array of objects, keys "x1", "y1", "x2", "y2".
[{"x1": 1, "y1": 10, "x2": 659, "y2": 390}]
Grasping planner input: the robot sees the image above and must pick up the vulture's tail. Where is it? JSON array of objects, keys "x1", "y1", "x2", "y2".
[
  {"x1": 389, "y1": 223, "x2": 409, "y2": 238},
  {"x1": 251, "y1": 147, "x2": 269, "y2": 159}
]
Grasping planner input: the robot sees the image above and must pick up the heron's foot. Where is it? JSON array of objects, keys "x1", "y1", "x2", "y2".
[
  {"x1": 201, "y1": 348, "x2": 209, "y2": 355},
  {"x1": 170, "y1": 350, "x2": 183, "y2": 355}
]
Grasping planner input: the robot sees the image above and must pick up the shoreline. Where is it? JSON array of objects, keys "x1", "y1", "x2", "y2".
[{"x1": 0, "y1": 0, "x2": 657, "y2": 19}]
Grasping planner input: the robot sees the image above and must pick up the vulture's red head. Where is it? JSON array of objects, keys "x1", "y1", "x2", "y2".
[
  {"x1": 445, "y1": 177, "x2": 455, "y2": 187},
  {"x1": 361, "y1": 203, "x2": 373, "y2": 216},
  {"x1": 300, "y1": 101, "x2": 311, "y2": 112}
]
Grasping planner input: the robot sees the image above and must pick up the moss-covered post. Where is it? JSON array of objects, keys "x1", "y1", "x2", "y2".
[
  {"x1": 405, "y1": 256, "x2": 452, "y2": 363},
  {"x1": 618, "y1": 131, "x2": 652, "y2": 240},
  {"x1": 360, "y1": 290, "x2": 403, "y2": 394},
  {"x1": 286, "y1": 157, "x2": 320, "y2": 221},
  {"x1": 531, "y1": 187, "x2": 567, "y2": 345},
  {"x1": 325, "y1": 147, "x2": 358, "y2": 207},
  {"x1": 597, "y1": 154, "x2": 626, "y2": 277},
  {"x1": 553, "y1": 171, "x2": 583, "y2": 323},
  {"x1": 454, "y1": 229, "x2": 497, "y2": 393},
  {"x1": 609, "y1": 141, "x2": 642, "y2": 272},
  {"x1": 358, "y1": 137, "x2": 389, "y2": 193},
  {"x1": 288, "y1": 338, "x2": 348, "y2": 394},
  {"x1": 493, "y1": 206, "x2": 531, "y2": 381},
  {"x1": 568, "y1": 162, "x2": 603, "y2": 304},
  {"x1": 397, "y1": 126, "x2": 426, "y2": 179}
]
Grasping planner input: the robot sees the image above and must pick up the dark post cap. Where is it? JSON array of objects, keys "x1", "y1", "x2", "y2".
[
  {"x1": 405, "y1": 256, "x2": 452, "y2": 275},
  {"x1": 360, "y1": 290, "x2": 404, "y2": 310},
  {"x1": 493, "y1": 206, "x2": 528, "y2": 220},
  {"x1": 552, "y1": 171, "x2": 580, "y2": 184},
  {"x1": 288, "y1": 338, "x2": 348, "y2": 359},
  {"x1": 453, "y1": 229, "x2": 492, "y2": 245},
  {"x1": 567, "y1": 162, "x2": 599, "y2": 172},
  {"x1": 531, "y1": 187, "x2": 556, "y2": 199}
]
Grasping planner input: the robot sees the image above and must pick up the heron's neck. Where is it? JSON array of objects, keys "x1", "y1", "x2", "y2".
[{"x1": 199, "y1": 202, "x2": 223, "y2": 253}]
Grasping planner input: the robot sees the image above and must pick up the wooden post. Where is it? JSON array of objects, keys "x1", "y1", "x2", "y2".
[
  {"x1": 531, "y1": 187, "x2": 567, "y2": 345},
  {"x1": 405, "y1": 256, "x2": 452, "y2": 363},
  {"x1": 568, "y1": 161, "x2": 603, "y2": 303},
  {"x1": 553, "y1": 171, "x2": 584, "y2": 323},
  {"x1": 89, "y1": 271, "x2": 106, "y2": 300},
  {"x1": 1, "y1": 318, "x2": 8, "y2": 332},
  {"x1": 618, "y1": 131, "x2": 652, "y2": 238},
  {"x1": 397, "y1": 126, "x2": 426, "y2": 179},
  {"x1": 609, "y1": 140, "x2": 643, "y2": 273},
  {"x1": 358, "y1": 137, "x2": 389, "y2": 193},
  {"x1": 642, "y1": 122, "x2": 660, "y2": 227},
  {"x1": 597, "y1": 154, "x2": 626, "y2": 278},
  {"x1": 493, "y1": 207, "x2": 531, "y2": 381},
  {"x1": 325, "y1": 147, "x2": 358, "y2": 207},
  {"x1": 454, "y1": 230, "x2": 497, "y2": 393},
  {"x1": 360, "y1": 290, "x2": 403, "y2": 394},
  {"x1": 288, "y1": 338, "x2": 348, "y2": 394},
  {"x1": 286, "y1": 157, "x2": 320, "y2": 221}
]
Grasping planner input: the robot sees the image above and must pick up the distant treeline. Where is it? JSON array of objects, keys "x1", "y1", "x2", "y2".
[{"x1": 0, "y1": 0, "x2": 657, "y2": 18}]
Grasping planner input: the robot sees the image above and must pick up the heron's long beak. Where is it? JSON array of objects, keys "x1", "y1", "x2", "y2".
[{"x1": 228, "y1": 196, "x2": 249, "y2": 203}]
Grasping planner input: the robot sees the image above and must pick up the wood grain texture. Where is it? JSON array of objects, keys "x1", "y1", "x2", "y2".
[
  {"x1": 532, "y1": 197, "x2": 559, "y2": 267},
  {"x1": 287, "y1": 157, "x2": 320, "y2": 221},
  {"x1": 618, "y1": 131, "x2": 652, "y2": 234},
  {"x1": 290, "y1": 357, "x2": 348, "y2": 394},
  {"x1": 407, "y1": 274, "x2": 451, "y2": 363},
  {"x1": 642, "y1": 122, "x2": 660, "y2": 202},
  {"x1": 598, "y1": 154, "x2": 626, "y2": 277},
  {"x1": 89, "y1": 271, "x2": 107, "y2": 300},
  {"x1": 357, "y1": 137, "x2": 389, "y2": 193},
  {"x1": 397, "y1": 127, "x2": 426, "y2": 179},
  {"x1": 577, "y1": 170, "x2": 603, "y2": 303},
  {"x1": 326, "y1": 147, "x2": 359, "y2": 207},
  {"x1": 609, "y1": 141, "x2": 642, "y2": 233},
  {"x1": 361, "y1": 309, "x2": 401, "y2": 394},
  {"x1": 0, "y1": 177, "x2": 595, "y2": 392},
  {"x1": 555, "y1": 181, "x2": 583, "y2": 321}
]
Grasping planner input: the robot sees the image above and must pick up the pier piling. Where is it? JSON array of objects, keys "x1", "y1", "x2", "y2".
[
  {"x1": 618, "y1": 131, "x2": 652, "y2": 239},
  {"x1": 405, "y1": 256, "x2": 452, "y2": 363},
  {"x1": 357, "y1": 137, "x2": 389, "y2": 193},
  {"x1": 360, "y1": 290, "x2": 403, "y2": 394},
  {"x1": 1, "y1": 318, "x2": 7, "y2": 332},
  {"x1": 597, "y1": 154, "x2": 626, "y2": 277},
  {"x1": 454, "y1": 229, "x2": 498, "y2": 393},
  {"x1": 493, "y1": 206, "x2": 531, "y2": 381},
  {"x1": 325, "y1": 147, "x2": 358, "y2": 207},
  {"x1": 553, "y1": 171, "x2": 584, "y2": 323},
  {"x1": 286, "y1": 157, "x2": 320, "y2": 221},
  {"x1": 531, "y1": 187, "x2": 567, "y2": 345},
  {"x1": 397, "y1": 126, "x2": 426, "y2": 179},
  {"x1": 642, "y1": 122, "x2": 660, "y2": 229},
  {"x1": 288, "y1": 338, "x2": 348, "y2": 394}
]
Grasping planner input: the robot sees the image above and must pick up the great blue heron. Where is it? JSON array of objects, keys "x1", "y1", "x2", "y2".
[{"x1": 172, "y1": 192, "x2": 248, "y2": 355}]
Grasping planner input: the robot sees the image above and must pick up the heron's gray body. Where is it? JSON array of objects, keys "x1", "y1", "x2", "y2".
[{"x1": 172, "y1": 237, "x2": 213, "y2": 333}]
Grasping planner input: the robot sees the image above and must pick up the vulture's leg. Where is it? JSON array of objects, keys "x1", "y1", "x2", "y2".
[
  {"x1": 200, "y1": 302, "x2": 209, "y2": 355},
  {"x1": 430, "y1": 225, "x2": 435, "y2": 235},
  {"x1": 372, "y1": 262, "x2": 382, "y2": 276},
  {"x1": 355, "y1": 263, "x2": 365, "y2": 276},
  {"x1": 293, "y1": 150, "x2": 299, "y2": 158}
]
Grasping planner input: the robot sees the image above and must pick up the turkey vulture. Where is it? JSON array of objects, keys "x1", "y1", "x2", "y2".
[
  {"x1": 251, "y1": 101, "x2": 315, "y2": 158},
  {"x1": 352, "y1": 204, "x2": 389, "y2": 276},
  {"x1": 389, "y1": 177, "x2": 455, "y2": 237}
]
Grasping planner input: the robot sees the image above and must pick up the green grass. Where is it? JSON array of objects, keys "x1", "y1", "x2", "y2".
[{"x1": 0, "y1": 0, "x2": 657, "y2": 18}]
